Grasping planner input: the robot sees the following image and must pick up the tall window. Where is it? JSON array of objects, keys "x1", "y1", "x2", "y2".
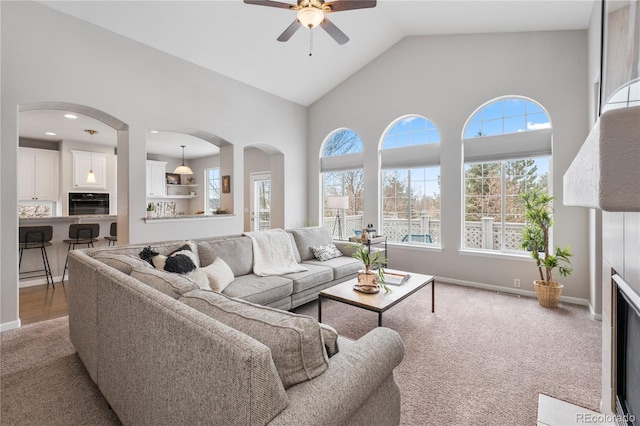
[
  {"x1": 462, "y1": 97, "x2": 551, "y2": 253},
  {"x1": 206, "y1": 167, "x2": 220, "y2": 214},
  {"x1": 380, "y1": 115, "x2": 441, "y2": 245},
  {"x1": 321, "y1": 129, "x2": 364, "y2": 238}
]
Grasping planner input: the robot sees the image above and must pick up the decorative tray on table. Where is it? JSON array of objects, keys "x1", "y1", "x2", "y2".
[{"x1": 353, "y1": 285, "x2": 380, "y2": 294}]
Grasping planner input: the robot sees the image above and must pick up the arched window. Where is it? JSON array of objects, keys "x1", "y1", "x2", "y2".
[
  {"x1": 462, "y1": 97, "x2": 551, "y2": 253},
  {"x1": 320, "y1": 129, "x2": 364, "y2": 238},
  {"x1": 602, "y1": 78, "x2": 640, "y2": 113},
  {"x1": 380, "y1": 115, "x2": 441, "y2": 245}
]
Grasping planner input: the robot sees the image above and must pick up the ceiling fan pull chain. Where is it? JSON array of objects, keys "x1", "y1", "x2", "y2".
[{"x1": 309, "y1": 28, "x2": 313, "y2": 56}]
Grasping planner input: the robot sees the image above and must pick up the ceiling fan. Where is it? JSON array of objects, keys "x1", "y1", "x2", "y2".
[{"x1": 244, "y1": 0, "x2": 376, "y2": 45}]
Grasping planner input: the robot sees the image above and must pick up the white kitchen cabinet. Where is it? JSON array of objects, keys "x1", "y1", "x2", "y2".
[
  {"x1": 146, "y1": 160, "x2": 167, "y2": 197},
  {"x1": 72, "y1": 150, "x2": 107, "y2": 190},
  {"x1": 18, "y1": 147, "x2": 60, "y2": 201}
]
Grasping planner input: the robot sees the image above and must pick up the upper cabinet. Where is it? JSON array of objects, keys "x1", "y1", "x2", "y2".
[
  {"x1": 146, "y1": 160, "x2": 167, "y2": 197},
  {"x1": 72, "y1": 150, "x2": 107, "y2": 190},
  {"x1": 18, "y1": 147, "x2": 60, "y2": 201}
]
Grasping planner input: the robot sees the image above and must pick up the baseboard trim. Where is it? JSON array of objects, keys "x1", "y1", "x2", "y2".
[
  {"x1": 1, "y1": 319, "x2": 22, "y2": 332},
  {"x1": 435, "y1": 276, "x2": 591, "y2": 307},
  {"x1": 19, "y1": 276, "x2": 62, "y2": 288}
]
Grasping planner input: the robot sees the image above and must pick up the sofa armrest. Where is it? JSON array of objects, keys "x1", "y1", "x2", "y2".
[{"x1": 269, "y1": 327, "x2": 404, "y2": 425}]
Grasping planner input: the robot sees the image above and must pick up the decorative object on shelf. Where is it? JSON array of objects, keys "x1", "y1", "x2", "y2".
[
  {"x1": 146, "y1": 203, "x2": 155, "y2": 218},
  {"x1": 172, "y1": 145, "x2": 193, "y2": 175},
  {"x1": 214, "y1": 208, "x2": 228, "y2": 215},
  {"x1": 521, "y1": 189, "x2": 573, "y2": 308},
  {"x1": 365, "y1": 223, "x2": 376, "y2": 238},
  {"x1": 165, "y1": 173, "x2": 180, "y2": 185},
  {"x1": 186, "y1": 176, "x2": 195, "y2": 184},
  {"x1": 222, "y1": 175, "x2": 231, "y2": 193},
  {"x1": 326, "y1": 196, "x2": 349, "y2": 240},
  {"x1": 84, "y1": 129, "x2": 98, "y2": 183},
  {"x1": 349, "y1": 241, "x2": 390, "y2": 293}
]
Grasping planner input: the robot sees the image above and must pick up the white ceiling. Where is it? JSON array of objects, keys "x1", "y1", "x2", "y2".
[{"x1": 23, "y1": 0, "x2": 595, "y2": 154}]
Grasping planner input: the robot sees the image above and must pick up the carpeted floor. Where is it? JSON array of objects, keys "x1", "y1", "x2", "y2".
[{"x1": 1, "y1": 282, "x2": 601, "y2": 425}]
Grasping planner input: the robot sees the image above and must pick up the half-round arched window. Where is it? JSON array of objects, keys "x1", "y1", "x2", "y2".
[
  {"x1": 462, "y1": 97, "x2": 551, "y2": 254},
  {"x1": 322, "y1": 128, "x2": 363, "y2": 156},
  {"x1": 379, "y1": 115, "x2": 441, "y2": 245}
]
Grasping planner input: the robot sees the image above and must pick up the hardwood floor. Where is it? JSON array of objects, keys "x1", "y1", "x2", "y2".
[{"x1": 19, "y1": 282, "x2": 69, "y2": 326}]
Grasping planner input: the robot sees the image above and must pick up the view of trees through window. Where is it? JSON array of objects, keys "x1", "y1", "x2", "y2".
[
  {"x1": 463, "y1": 98, "x2": 551, "y2": 253},
  {"x1": 206, "y1": 167, "x2": 220, "y2": 213}
]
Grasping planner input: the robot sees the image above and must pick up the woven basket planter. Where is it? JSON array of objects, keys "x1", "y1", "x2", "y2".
[{"x1": 534, "y1": 280, "x2": 564, "y2": 308}]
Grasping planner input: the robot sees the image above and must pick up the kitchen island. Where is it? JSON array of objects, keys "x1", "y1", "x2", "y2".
[{"x1": 19, "y1": 215, "x2": 117, "y2": 287}]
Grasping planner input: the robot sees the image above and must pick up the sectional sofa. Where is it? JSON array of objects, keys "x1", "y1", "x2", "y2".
[{"x1": 68, "y1": 227, "x2": 404, "y2": 425}]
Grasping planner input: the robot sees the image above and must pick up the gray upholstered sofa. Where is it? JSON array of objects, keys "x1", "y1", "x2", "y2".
[{"x1": 68, "y1": 227, "x2": 404, "y2": 425}]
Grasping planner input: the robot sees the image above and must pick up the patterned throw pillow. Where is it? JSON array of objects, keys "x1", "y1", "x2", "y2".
[
  {"x1": 139, "y1": 244, "x2": 198, "y2": 274},
  {"x1": 310, "y1": 243, "x2": 343, "y2": 262}
]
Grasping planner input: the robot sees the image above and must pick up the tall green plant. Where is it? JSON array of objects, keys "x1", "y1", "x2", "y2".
[{"x1": 520, "y1": 190, "x2": 572, "y2": 283}]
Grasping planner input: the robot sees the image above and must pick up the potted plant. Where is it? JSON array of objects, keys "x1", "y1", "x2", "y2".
[
  {"x1": 520, "y1": 189, "x2": 572, "y2": 308},
  {"x1": 146, "y1": 203, "x2": 155, "y2": 218},
  {"x1": 348, "y1": 242, "x2": 390, "y2": 293}
]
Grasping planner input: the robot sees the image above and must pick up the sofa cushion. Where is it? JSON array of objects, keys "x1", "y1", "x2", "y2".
[
  {"x1": 197, "y1": 237, "x2": 253, "y2": 277},
  {"x1": 92, "y1": 252, "x2": 151, "y2": 275},
  {"x1": 222, "y1": 274, "x2": 293, "y2": 306},
  {"x1": 201, "y1": 257, "x2": 234, "y2": 292},
  {"x1": 303, "y1": 256, "x2": 363, "y2": 280},
  {"x1": 310, "y1": 243, "x2": 343, "y2": 262},
  {"x1": 283, "y1": 264, "x2": 334, "y2": 294},
  {"x1": 130, "y1": 266, "x2": 200, "y2": 299},
  {"x1": 180, "y1": 290, "x2": 329, "y2": 388},
  {"x1": 290, "y1": 227, "x2": 334, "y2": 261}
]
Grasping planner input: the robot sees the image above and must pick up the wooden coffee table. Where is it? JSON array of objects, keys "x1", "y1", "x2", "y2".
[{"x1": 318, "y1": 269, "x2": 434, "y2": 327}]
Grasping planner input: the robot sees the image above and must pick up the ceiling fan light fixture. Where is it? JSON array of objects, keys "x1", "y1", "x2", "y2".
[
  {"x1": 297, "y1": 7, "x2": 324, "y2": 28},
  {"x1": 173, "y1": 145, "x2": 193, "y2": 175}
]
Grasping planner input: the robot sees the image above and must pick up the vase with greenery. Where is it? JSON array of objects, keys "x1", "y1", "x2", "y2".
[
  {"x1": 348, "y1": 242, "x2": 390, "y2": 292},
  {"x1": 146, "y1": 203, "x2": 155, "y2": 218},
  {"x1": 520, "y1": 189, "x2": 572, "y2": 307}
]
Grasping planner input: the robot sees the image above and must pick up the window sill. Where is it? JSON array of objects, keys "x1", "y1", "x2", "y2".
[
  {"x1": 458, "y1": 248, "x2": 532, "y2": 262},
  {"x1": 387, "y1": 241, "x2": 443, "y2": 253}
]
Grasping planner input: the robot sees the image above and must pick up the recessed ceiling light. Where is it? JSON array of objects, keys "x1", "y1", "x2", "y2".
[
  {"x1": 44, "y1": 132, "x2": 56, "y2": 136},
  {"x1": 149, "y1": 130, "x2": 159, "y2": 134},
  {"x1": 64, "y1": 114, "x2": 78, "y2": 119}
]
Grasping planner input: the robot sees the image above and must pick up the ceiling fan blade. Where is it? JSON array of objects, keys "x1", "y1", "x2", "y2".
[
  {"x1": 324, "y1": 0, "x2": 376, "y2": 12},
  {"x1": 243, "y1": 0, "x2": 294, "y2": 10},
  {"x1": 277, "y1": 19, "x2": 302, "y2": 42},
  {"x1": 320, "y1": 17, "x2": 349, "y2": 45}
]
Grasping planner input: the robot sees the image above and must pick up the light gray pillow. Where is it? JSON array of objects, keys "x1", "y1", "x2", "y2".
[
  {"x1": 310, "y1": 243, "x2": 343, "y2": 262},
  {"x1": 319, "y1": 322, "x2": 339, "y2": 357},
  {"x1": 180, "y1": 290, "x2": 329, "y2": 388},
  {"x1": 201, "y1": 257, "x2": 234, "y2": 292}
]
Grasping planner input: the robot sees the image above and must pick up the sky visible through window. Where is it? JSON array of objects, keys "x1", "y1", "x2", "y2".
[
  {"x1": 464, "y1": 98, "x2": 550, "y2": 139},
  {"x1": 383, "y1": 116, "x2": 440, "y2": 149}
]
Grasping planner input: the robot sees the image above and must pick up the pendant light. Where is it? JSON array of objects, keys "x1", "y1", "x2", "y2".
[
  {"x1": 173, "y1": 145, "x2": 193, "y2": 175},
  {"x1": 84, "y1": 129, "x2": 98, "y2": 183}
]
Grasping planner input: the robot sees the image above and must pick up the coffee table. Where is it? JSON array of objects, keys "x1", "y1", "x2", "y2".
[{"x1": 318, "y1": 269, "x2": 435, "y2": 327}]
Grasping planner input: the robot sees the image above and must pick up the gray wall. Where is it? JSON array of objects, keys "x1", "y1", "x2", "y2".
[
  {"x1": 307, "y1": 30, "x2": 591, "y2": 301},
  {"x1": 1, "y1": 1, "x2": 308, "y2": 329}
]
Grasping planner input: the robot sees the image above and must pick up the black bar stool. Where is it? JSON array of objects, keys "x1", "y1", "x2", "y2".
[
  {"x1": 104, "y1": 222, "x2": 117, "y2": 246},
  {"x1": 61, "y1": 223, "x2": 100, "y2": 283},
  {"x1": 19, "y1": 226, "x2": 54, "y2": 287}
]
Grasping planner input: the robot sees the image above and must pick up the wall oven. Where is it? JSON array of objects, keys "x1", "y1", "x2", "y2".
[{"x1": 68, "y1": 192, "x2": 110, "y2": 216}]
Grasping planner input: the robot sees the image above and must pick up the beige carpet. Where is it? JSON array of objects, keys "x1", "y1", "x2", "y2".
[{"x1": 1, "y1": 282, "x2": 600, "y2": 425}]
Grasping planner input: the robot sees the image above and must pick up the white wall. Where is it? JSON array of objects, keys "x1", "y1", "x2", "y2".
[
  {"x1": 0, "y1": 1, "x2": 308, "y2": 329},
  {"x1": 308, "y1": 31, "x2": 591, "y2": 301}
]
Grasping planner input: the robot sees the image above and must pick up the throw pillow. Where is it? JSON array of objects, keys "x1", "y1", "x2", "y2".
[
  {"x1": 180, "y1": 290, "x2": 329, "y2": 388},
  {"x1": 310, "y1": 243, "x2": 343, "y2": 262},
  {"x1": 201, "y1": 257, "x2": 234, "y2": 292},
  {"x1": 140, "y1": 244, "x2": 198, "y2": 275}
]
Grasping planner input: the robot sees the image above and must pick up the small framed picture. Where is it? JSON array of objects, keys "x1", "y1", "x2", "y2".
[
  {"x1": 222, "y1": 175, "x2": 231, "y2": 193},
  {"x1": 166, "y1": 173, "x2": 180, "y2": 185}
]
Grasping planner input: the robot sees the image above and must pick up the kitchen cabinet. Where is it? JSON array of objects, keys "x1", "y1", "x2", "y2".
[
  {"x1": 18, "y1": 147, "x2": 60, "y2": 201},
  {"x1": 72, "y1": 150, "x2": 107, "y2": 190},
  {"x1": 146, "y1": 160, "x2": 167, "y2": 197}
]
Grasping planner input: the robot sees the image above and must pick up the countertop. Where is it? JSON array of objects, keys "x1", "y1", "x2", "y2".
[{"x1": 19, "y1": 215, "x2": 117, "y2": 222}]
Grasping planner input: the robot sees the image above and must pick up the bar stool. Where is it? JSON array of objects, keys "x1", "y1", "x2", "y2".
[
  {"x1": 19, "y1": 226, "x2": 54, "y2": 287},
  {"x1": 104, "y1": 222, "x2": 117, "y2": 246},
  {"x1": 61, "y1": 223, "x2": 100, "y2": 283}
]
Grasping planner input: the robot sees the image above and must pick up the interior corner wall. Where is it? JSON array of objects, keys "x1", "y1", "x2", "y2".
[
  {"x1": 0, "y1": 1, "x2": 307, "y2": 329},
  {"x1": 308, "y1": 30, "x2": 591, "y2": 300}
]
